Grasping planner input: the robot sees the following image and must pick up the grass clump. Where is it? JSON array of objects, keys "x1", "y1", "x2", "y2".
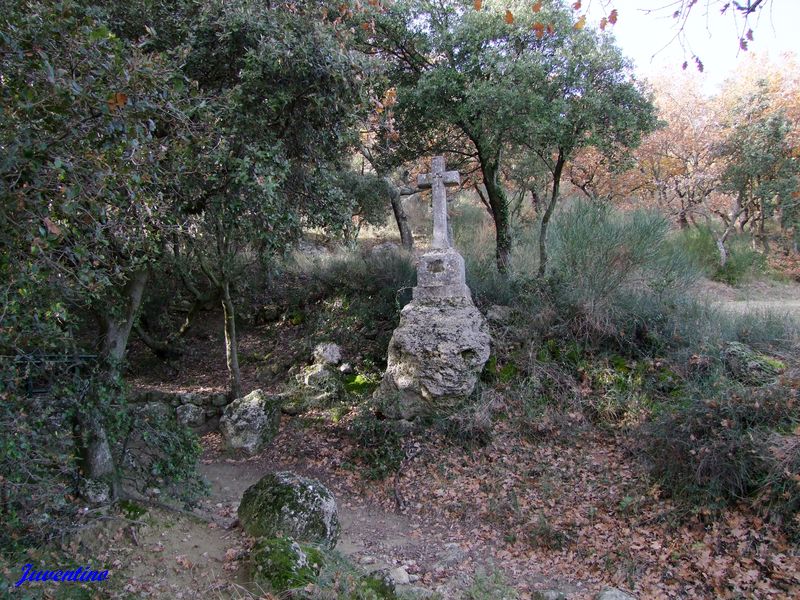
[{"x1": 464, "y1": 568, "x2": 519, "y2": 600}]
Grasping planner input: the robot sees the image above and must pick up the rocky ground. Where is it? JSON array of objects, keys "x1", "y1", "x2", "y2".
[{"x1": 62, "y1": 275, "x2": 798, "y2": 599}]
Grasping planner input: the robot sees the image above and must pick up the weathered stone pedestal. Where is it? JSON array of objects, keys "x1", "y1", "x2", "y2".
[{"x1": 376, "y1": 248, "x2": 490, "y2": 420}]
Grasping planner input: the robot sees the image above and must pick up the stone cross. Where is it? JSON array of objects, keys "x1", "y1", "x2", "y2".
[{"x1": 418, "y1": 156, "x2": 460, "y2": 249}]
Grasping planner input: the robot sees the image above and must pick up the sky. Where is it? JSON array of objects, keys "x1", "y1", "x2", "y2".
[{"x1": 585, "y1": 0, "x2": 800, "y2": 93}]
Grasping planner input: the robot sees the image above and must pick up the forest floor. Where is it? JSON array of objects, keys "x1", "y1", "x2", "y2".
[{"x1": 95, "y1": 275, "x2": 800, "y2": 600}]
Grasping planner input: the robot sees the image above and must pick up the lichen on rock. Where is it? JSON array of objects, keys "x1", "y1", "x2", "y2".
[
  {"x1": 375, "y1": 295, "x2": 491, "y2": 420},
  {"x1": 238, "y1": 471, "x2": 340, "y2": 549}
]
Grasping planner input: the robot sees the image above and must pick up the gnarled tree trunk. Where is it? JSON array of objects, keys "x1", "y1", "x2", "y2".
[{"x1": 387, "y1": 179, "x2": 414, "y2": 251}]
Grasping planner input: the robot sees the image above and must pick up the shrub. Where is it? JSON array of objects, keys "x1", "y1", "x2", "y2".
[
  {"x1": 0, "y1": 358, "x2": 123, "y2": 554},
  {"x1": 546, "y1": 201, "x2": 698, "y2": 343},
  {"x1": 642, "y1": 383, "x2": 799, "y2": 528},
  {"x1": 675, "y1": 225, "x2": 768, "y2": 284},
  {"x1": 281, "y1": 248, "x2": 416, "y2": 368},
  {"x1": 0, "y1": 357, "x2": 207, "y2": 556},
  {"x1": 346, "y1": 410, "x2": 407, "y2": 480}
]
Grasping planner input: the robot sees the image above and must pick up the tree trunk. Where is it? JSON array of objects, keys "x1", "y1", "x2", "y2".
[
  {"x1": 716, "y1": 192, "x2": 747, "y2": 268},
  {"x1": 678, "y1": 209, "x2": 689, "y2": 229},
  {"x1": 83, "y1": 268, "x2": 148, "y2": 496},
  {"x1": 538, "y1": 150, "x2": 565, "y2": 278},
  {"x1": 716, "y1": 233, "x2": 730, "y2": 267},
  {"x1": 99, "y1": 269, "x2": 149, "y2": 365},
  {"x1": 481, "y1": 158, "x2": 511, "y2": 274},
  {"x1": 758, "y1": 209, "x2": 770, "y2": 253},
  {"x1": 388, "y1": 180, "x2": 414, "y2": 251},
  {"x1": 221, "y1": 279, "x2": 242, "y2": 399}
]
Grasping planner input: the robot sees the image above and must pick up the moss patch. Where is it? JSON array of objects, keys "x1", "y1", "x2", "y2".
[{"x1": 251, "y1": 537, "x2": 324, "y2": 592}]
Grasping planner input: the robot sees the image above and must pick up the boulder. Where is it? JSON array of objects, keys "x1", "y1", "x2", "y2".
[
  {"x1": 300, "y1": 363, "x2": 337, "y2": 390},
  {"x1": 250, "y1": 537, "x2": 324, "y2": 592},
  {"x1": 238, "y1": 471, "x2": 340, "y2": 549},
  {"x1": 176, "y1": 403, "x2": 205, "y2": 428},
  {"x1": 375, "y1": 296, "x2": 491, "y2": 420},
  {"x1": 220, "y1": 389, "x2": 281, "y2": 455},
  {"x1": 721, "y1": 341, "x2": 785, "y2": 385},
  {"x1": 313, "y1": 342, "x2": 343, "y2": 366}
]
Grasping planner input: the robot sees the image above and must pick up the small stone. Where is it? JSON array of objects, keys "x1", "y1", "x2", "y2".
[
  {"x1": 389, "y1": 566, "x2": 410, "y2": 586},
  {"x1": 302, "y1": 363, "x2": 336, "y2": 388},
  {"x1": 79, "y1": 479, "x2": 110, "y2": 505},
  {"x1": 434, "y1": 542, "x2": 465, "y2": 569},
  {"x1": 339, "y1": 362, "x2": 354, "y2": 374},
  {"x1": 359, "y1": 556, "x2": 376, "y2": 565},
  {"x1": 539, "y1": 591, "x2": 568, "y2": 600},
  {"x1": 179, "y1": 392, "x2": 198, "y2": 405},
  {"x1": 596, "y1": 588, "x2": 637, "y2": 600},
  {"x1": 210, "y1": 393, "x2": 229, "y2": 407},
  {"x1": 313, "y1": 343, "x2": 343, "y2": 366},
  {"x1": 176, "y1": 403, "x2": 205, "y2": 428}
]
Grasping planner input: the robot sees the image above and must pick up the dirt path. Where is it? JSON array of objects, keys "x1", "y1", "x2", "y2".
[{"x1": 96, "y1": 421, "x2": 562, "y2": 599}]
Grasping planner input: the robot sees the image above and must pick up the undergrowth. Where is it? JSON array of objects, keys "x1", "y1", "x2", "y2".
[{"x1": 452, "y1": 199, "x2": 799, "y2": 536}]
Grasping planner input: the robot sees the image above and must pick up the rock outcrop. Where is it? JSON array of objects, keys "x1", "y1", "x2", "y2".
[
  {"x1": 375, "y1": 247, "x2": 490, "y2": 420},
  {"x1": 219, "y1": 389, "x2": 281, "y2": 455},
  {"x1": 238, "y1": 471, "x2": 340, "y2": 549}
]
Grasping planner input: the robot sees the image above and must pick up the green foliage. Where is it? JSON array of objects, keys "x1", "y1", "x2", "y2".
[
  {"x1": 285, "y1": 248, "x2": 416, "y2": 368},
  {"x1": 310, "y1": 550, "x2": 399, "y2": 600},
  {"x1": 717, "y1": 82, "x2": 799, "y2": 230},
  {"x1": 0, "y1": 358, "x2": 109, "y2": 553},
  {"x1": 119, "y1": 402, "x2": 207, "y2": 506},
  {"x1": 347, "y1": 410, "x2": 406, "y2": 480},
  {"x1": 251, "y1": 537, "x2": 324, "y2": 593},
  {"x1": 363, "y1": 0, "x2": 657, "y2": 269},
  {"x1": 0, "y1": 355, "x2": 206, "y2": 554},
  {"x1": 675, "y1": 225, "x2": 768, "y2": 284}
]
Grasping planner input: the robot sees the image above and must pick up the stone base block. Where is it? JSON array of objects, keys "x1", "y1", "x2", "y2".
[{"x1": 416, "y1": 248, "x2": 466, "y2": 288}]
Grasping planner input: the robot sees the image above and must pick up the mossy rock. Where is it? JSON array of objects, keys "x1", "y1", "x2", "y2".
[
  {"x1": 251, "y1": 537, "x2": 324, "y2": 592},
  {"x1": 238, "y1": 472, "x2": 340, "y2": 549},
  {"x1": 722, "y1": 342, "x2": 785, "y2": 386}
]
